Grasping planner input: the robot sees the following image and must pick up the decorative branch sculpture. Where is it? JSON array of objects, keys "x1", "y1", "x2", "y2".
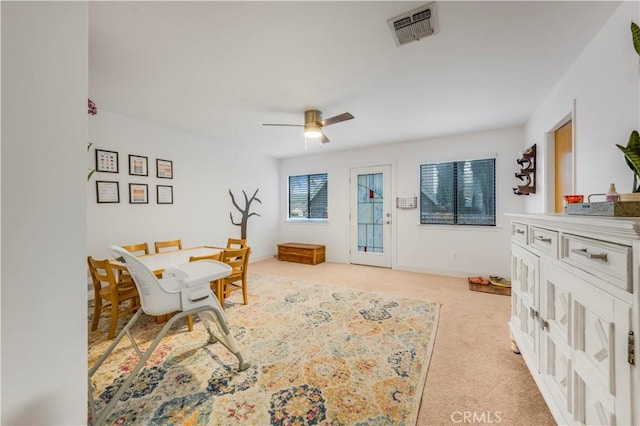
[{"x1": 229, "y1": 188, "x2": 262, "y2": 239}]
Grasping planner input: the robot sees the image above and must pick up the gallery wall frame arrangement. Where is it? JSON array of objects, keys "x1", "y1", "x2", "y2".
[
  {"x1": 156, "y1": 159, "x2": 173, "y2": 179},
  {"x1": 129, "y1": 183, "x2": 149, "y2": 204},
  {"x1": 128, "y1": 154, "x2": 148, "y2": 176},
  {"x1": 96, "y1": 181, "x2": 120, "y2": 203},
  {"x1": 95, "y1": 149, "x2": 119, "y2": 173},
  {"x1": 157, "y1": 185, "x2": 173, "y2": 204}
]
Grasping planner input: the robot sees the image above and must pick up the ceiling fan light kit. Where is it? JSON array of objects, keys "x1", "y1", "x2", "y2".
[{"x1": 303, "y1": 110, "x2": 323, "y2": 139}]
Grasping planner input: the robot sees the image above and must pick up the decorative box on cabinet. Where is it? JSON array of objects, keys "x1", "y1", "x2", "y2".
[
  {"x1": 507, "y1": 214, "x2": 638, "y2": 426},
  {"x1": 277, "y1": 242, "x2": 325, "y2": 265}
]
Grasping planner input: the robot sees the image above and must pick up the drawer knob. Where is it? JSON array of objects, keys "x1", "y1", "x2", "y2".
[{"x1": 571, "y1": 248, "x2": 608, "y2": 261}]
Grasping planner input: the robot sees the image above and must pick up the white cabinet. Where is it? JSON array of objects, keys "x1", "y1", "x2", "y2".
[{"x1": 507, "y1": 214, "x2": 638, "y2": 426}]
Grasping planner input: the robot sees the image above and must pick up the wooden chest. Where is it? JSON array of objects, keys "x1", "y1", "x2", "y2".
[{"x1": 277, "y1": 243, "x2": 325, "y2": 265}]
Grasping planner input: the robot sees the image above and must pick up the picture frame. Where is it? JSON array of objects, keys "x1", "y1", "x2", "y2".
[
  {"x1": 129, "y1": 183, "x2": 149, "y2": 204},
  {"x1": 157, "y1": 185, "x2": 173, "y2": 204},
  {"x1": 96, "y1": 181, "x2": 120, "y2": 203},
  {"x1": 156, "y1": 159, "x2": 173, "y2": 179},
  {"x1": 128, "y1": 154, "x2": 148, "y2": 176},
  {"x1": 95, "y1": 149, "x2": 119, "y2": 173}
]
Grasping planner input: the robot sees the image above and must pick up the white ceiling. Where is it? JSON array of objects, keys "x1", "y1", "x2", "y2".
[{"x1": 89, "y1": 1, "x2": 620, "y2": 159}]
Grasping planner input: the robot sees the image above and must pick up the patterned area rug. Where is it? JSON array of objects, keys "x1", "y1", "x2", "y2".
[{"x1": 88, "y1": 272, "x2": 440, "y2": 425}]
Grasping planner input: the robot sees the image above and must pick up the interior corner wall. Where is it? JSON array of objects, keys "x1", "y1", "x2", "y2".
[
  {"x1": 87, "y1": 110, "x2": 279, "y2": 262},
  {"x1": 524, "y1": 1, "x2": 640, "y2": 212},
  {"x1": 1, "y1": 2, "x2": 88, "y2": 424},
  {"x1": 279, "y1": 126, "x2": 526, "y2": 278}
]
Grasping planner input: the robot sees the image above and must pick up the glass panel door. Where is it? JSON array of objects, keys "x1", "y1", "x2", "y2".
[{"x1": 350, "y1": 165, "x2": 391, "y2": 267}]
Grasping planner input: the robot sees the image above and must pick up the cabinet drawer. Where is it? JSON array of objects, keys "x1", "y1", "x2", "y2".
[
  {"x1": 528, "y1": 226, "x2": 558, "y2": 258},
  {"x1": 561, "y1": 234, "x2": 631, "y2": 292},
  {"x1": 511, "y1": 222, "x2": 528, "y2": 243}
]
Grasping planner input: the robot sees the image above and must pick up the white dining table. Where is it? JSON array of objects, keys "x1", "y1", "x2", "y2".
[{"x1": 112, "y1": 246, "x2": 223, "y2": 276}]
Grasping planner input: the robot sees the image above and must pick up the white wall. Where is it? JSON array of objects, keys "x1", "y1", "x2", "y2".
[
  {"x1": 279, "y1": 126, "x2": 526, "y2": 278},
  {"x1": 1, "y1": 2, "x2": 88, "y2": 424},
  {"x1": 525, "y1": 1, "x2": 640, "y2": 212},
  {"x1": 87, "y1": 110, "x2": 279, "y2": 262}
]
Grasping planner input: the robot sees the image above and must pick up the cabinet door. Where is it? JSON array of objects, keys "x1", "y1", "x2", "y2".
[
  {"x1": 510, "y1": 243, "x2": 540, "y2": 371},
  {"x1": 540, "y1": 262, "x2": 573, "y2": 419},
  {"x1": 571, "y1": 273, "x2": 633, "y2": 425}
]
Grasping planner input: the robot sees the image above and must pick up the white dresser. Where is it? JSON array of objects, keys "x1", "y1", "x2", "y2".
[{"x1": 507, "y1": 213, "x2": 638, "y2": 425}]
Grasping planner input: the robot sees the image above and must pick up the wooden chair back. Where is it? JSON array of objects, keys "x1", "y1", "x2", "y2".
[
  {"x1": 189, "y1": 252, "x2": 223, "y2": 262},
  {"x1": 121, "y1": 242, "x2": 149, "y2": 256},
  {"x1": 227, "y1": 238, "x2": 247, "y2": 249},
  {"x1": 154, "y1": 239, "x2": 182, "y2": 253},
  {"x1": 87, "y1": 256, "x2": 139, "y2": 339},
  {"x1": 221, "y1": 247, "x2": 250, "y2": 305}
]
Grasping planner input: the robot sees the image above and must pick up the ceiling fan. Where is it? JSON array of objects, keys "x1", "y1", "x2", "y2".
[{"x1": 262, "y1": 109, "x2": 354, "y2": 144}]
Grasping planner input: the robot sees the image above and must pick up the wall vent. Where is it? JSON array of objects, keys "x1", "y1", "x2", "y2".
[{"x1": 388, "y1": 2, "x2": 439, "y2": 47}]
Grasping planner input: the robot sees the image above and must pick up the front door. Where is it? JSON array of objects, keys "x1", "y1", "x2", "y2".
[{"x1": 350, "y1": 165, "x2": 392, "y2": 267}]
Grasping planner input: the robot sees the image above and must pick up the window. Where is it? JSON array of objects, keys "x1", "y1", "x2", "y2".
[
  {"x1": 419, "y1": 158, "x2": 495, "y2": 225},
  {"x1": 288, "y1": 173, "x2": 328, "y2": 219}
]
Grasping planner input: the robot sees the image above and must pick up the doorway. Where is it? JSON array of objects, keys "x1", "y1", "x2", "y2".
[
  {"x1": 554, "y1": 121, "x2": 573, "y2": 213},
  {"x1": 349, "y1": 165, "x2": 392, "y2": 268}
]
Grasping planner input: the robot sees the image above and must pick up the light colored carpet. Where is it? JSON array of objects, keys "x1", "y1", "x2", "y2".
[
  {"x1": 88, "y1": 271, "x2": 440, "y2": 425},
  {"x1": 250, "y1": 258, "x2": 556, "y2": 426}
]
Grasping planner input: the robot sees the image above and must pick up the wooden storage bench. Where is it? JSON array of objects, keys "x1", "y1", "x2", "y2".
[{"x1": 277, "y1": 243, "x2": 325, "y2": 265}]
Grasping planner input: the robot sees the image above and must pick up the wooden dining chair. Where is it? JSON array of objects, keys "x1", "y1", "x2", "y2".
[
  {"x1": 121, "y1": 242, "x2": 150, "y2": 256},
  {"x1": 189, "y1": 252, "x2": 225, "y2": 309},
  {"x1": 226, "y1": 238, "x2": 247, "y2": 249},
  {"x1": 88, "y1": 256, "x2": 140, "y2": 339},
  {"x1": 220, "y1": 247, "x2": 250, "y2": 306},
  {"x1": 154, "y1": 239, "x2": 182, "y2": 253}
]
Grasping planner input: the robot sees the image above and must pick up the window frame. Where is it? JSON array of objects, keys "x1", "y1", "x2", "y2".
[
  {"x1": 419, "y1": 157, "x2": 496, "y2": 226},
  {"x1": 287, "y1": 172, "x2": 329, "y2": 221}
]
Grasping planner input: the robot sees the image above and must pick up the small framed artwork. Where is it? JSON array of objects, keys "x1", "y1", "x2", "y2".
[
  {"x1": 128, "y1": 154, "x2": 148, "y2": 176},
  {"x1": 156, "y1": 159, "x2": 173, "y2": 179},
  {"x1": 129, "y1": 183, "x2": 149, "y2": 204},
  {"x1": 96, "y1": 181, "x2": 120, "y2": 203},
  {"x1": 95, "y1": 149, "x2": 119, "y2": 173},
  {"x1": 157, "y1": 185, "x2": 173, "y2": 204}
]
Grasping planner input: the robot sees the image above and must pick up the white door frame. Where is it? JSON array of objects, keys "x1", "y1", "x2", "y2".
[{"x1": 349, "y1": 164, "x2": 392, "y2": 268}]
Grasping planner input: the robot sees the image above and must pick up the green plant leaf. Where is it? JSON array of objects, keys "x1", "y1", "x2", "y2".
[
  {"x1": 616, "y1": 130, "x2": 640, "y2": 174},
  {"x1": 632, "y1": 22, "x2": 640, "y2": 56},
  {"x1": 87, "y1": 169, "x2": 96, "y2": 182}
]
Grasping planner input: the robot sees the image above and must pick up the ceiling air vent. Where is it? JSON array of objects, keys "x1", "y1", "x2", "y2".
[{"x1": 388, "y1": 2, "x2": 439, "y2": 47}]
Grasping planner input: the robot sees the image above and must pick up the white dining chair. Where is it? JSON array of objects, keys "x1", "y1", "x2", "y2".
[{"x1": 88, "y1": 245, "x2": 249, "y2": 425}]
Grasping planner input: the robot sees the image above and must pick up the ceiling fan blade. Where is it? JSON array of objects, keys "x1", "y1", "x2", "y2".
[
  {"x1": 321, "y1": 112, "x2": 354, "y2": 127},
  {"x1": 262, "y1": 123, "x2": 304, "y2": 127},
  {"x1": 320, "y1": 132, "x2": 330, "y2": 144}
]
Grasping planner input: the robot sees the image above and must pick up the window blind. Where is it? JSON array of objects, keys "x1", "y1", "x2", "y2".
[
  {"x1": 420, "y1": 158, "x2": 495, "y2": 226},
  {"x1": 288, "y1": 173, "x2": 328, "y2": 219}
]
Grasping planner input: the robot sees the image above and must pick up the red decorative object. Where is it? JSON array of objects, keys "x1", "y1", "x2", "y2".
[
  {"x1": 88, "y1": 98, "x2": 97, "y2": 115},
  {"x1": 564, "y1": 194, "x2": 584, "y2": 204},
  {"x1": 369, "y1": 189, "x2": 374, "y2": 198}
]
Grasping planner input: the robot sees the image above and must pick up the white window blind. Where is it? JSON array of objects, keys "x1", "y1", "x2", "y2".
[
  {"x1": 420, "y1": 158, "x2": 496, "y2": 225},
  {"x1": 288, "y1": 173, "x2": 328, "y2": 219}
]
